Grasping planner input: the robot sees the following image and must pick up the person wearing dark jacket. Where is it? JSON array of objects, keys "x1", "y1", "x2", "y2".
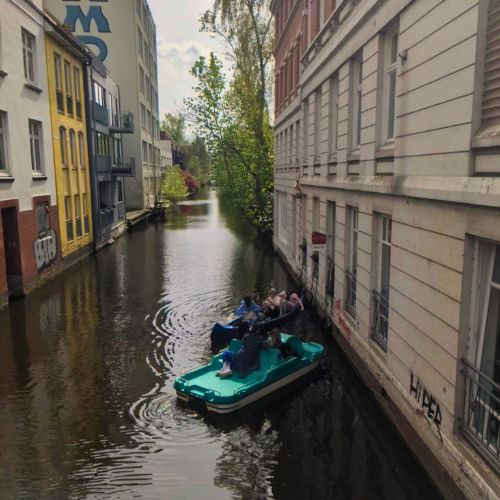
[{"x1": 217, "y1": 331, "x2": 266, "y2": 377}]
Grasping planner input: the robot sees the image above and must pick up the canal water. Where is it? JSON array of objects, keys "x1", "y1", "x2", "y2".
[{"x1": 0, "y1": 189, "x2": 441, "y2": 500}]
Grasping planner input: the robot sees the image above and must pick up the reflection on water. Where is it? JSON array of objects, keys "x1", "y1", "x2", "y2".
[{"x1": 0, "y1": 188, "x2": 441, "y2": 499}]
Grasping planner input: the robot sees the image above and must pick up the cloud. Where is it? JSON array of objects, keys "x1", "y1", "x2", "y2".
[{"x1": 156, "y1": 39, "x2": 214, "y2": 116}]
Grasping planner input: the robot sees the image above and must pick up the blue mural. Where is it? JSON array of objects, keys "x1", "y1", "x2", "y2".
[{"x1": 63, "y1": 1, "x2": 110, "y2": 62}]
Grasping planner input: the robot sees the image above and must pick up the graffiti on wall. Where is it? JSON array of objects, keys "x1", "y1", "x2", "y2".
[
  {"x1": 34, "y1": 229, "x2": 58, "y2": 272},
  {"x1": 410, "y1": 373, "x2": 443, "y2": 440},
  {"x1": 333, "y1": 298, "x2": 352, "y2": 343},
  {"x1": 63, "y1": 0, "x2": 111, "y2": 62}
]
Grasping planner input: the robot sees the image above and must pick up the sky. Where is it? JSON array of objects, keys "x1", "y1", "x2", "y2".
[{"x1": 148, "y1": 0, "x2": 227, "y2": 121}]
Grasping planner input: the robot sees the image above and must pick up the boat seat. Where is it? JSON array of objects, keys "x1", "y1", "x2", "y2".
[
  {"x1": 285, "y1": 336, "x2": 304, "y2": 357},
  {"x1": 258, "y1": 348, "x2": 282, "y2": 370}
]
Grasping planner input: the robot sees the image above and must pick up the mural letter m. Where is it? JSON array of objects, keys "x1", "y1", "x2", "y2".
[{"x1": 64, "y1": 6, "x2": 111, "y2": 33}]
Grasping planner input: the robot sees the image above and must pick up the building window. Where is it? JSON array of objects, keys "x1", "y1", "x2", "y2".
[
  {"x1": 96, "y1": 132, "x2": 109, "y2": 155},
  {"x1": 78, "y1": 132, "x2": 85, "y2": 168},
  {"x1": 69, "y1": 129, "x2": 76, "y2": 168},
  {"x1": 372, "y1": 214, "x2": 392, "y2": 350},
  {"x1": 0, "y1": 111, "x2": 8, "y2": 172},
  {"x1": 64, "y1": 60, "x2": 73, "y2": 116},
  {"x1": 350, "y1": 54, "x2": 363, "y2": 151},
  {"x1": 462, "y1": 240, "x2": 500, "y2": 465},
  {"x1": 29, "y1": 119, "x2": 43, "y2": 173},
  {"x1": 22, "y1": 28, "x2": 36, "y2": 83},
  {"x1": 303, "y1": 97, "x2": 309, "y2": 163},
  {"x1": 149, "y1": 143, "x2": 154, "y2": 164},
  {"x1": 54, "y1": 54, "x2": 64, "y2": 113},
  {"x1": 345, "y1": 206, "x2": 358, "y2": 316},
  {"x1": 326, "y1": 201, "x2": 336, "y2": 296},
  {"x1": 314, "y1": 88, "x2": 321, "y2": 160},
  {"x1": 381, "y1": 25, "x2": 398, "y2": 144},
  {"x1": 74, "y1": 195, "x2": 82, "y2": 238},
  {"x1": 74, "y1": 67, "x2": 82, "y2": 119},
  {"x1": 93, "y1": 81, "x2": 106, "y2": 107},
  {"x1": 83, "y1": 193, "x2": 89, "y2": 234},
  {"x1": 139, "y1": 66, "x2": 145, "y2": 93},
  {"x1": 142, "y1": 140, "x2": 148, "y2": 163},
  {"x1": 59, "y1": 126, "x2": 67, "y2": 167},
  {"x1": 137, "y1": 26, "x2": 143, "y2": 56},
  {"x1": 141, "y1": 104, "x2": 146, "y2": 129},
  {"x1": 117, "y1": 180, "x2": 124, "y2": 203},
  {"x1": 278, "y1": 191, "x2": 288, "y2": 245},
  {"x1": 64, "y1": 196, "x2": 73, "y2": 241},
  {"x1": 312, "y1": 197, "x2": 320, "y2": 232},
  {"x1": 147, "y1": 110, "x2": 152, "y2": 133},
  {"x1": 36, "y1": 202, "x2": 50, "y2": 236},
  {"x1": 328, "y1": 75, "x2": 338, "y2": 156}
]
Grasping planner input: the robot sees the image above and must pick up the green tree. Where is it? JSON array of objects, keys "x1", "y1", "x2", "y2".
[
  {"x1": 161, "y1": 166, "x2": 188, "y2": 203},
  {"x1": 161, "y1": 113, "x2": 187, "y2": 144},
  {"x1": 185, "y1": 0, "x2": 274, "y2": 234}
]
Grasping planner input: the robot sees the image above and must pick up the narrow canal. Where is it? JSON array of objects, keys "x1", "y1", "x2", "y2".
[{"x1": 0, "y1": 188, "x2": 441, "y2": 500}]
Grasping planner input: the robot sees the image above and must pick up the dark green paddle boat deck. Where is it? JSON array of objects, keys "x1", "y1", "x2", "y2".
[{"x1": 174, "y1": 334, "x2": 324, "y2": 414}]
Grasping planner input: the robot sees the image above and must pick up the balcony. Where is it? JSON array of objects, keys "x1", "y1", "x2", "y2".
[
  {"x1": 345, "y1": 269, "x2": 356, "y2": 317},
  {"x1": 461, "y1": 359, "x2": 500, "y2": 472},
  {"x1": 372, "y1": 290, "x2": 389, "y2": 351},
  {"x1": 112, "y1": 157, "x2": 135, "y2": 177},
  {"x1": 93, "y1": 102, "x2": 109, "y2": 125},
  {"x1": 109, "y1": 111, "x2": 134, "y2": 134}
]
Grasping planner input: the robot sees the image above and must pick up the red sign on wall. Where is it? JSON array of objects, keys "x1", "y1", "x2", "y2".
[{"x1": 311, "y1": 231, "x2": 327, "y2": 246}]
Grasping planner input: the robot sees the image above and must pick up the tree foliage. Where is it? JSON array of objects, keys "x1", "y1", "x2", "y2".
[
  {"x1": 161, "y1": 113, "x2": 187, "y2": 144},
  {"x1": 161, "y1": 113, "x2": 211, "y2": 185},
  {"x1": 161, "y1": 166, "x2": 188, "y2": 204},
  {"x1": 185, "y1": 0, "x2": 274, "y2": 234}
]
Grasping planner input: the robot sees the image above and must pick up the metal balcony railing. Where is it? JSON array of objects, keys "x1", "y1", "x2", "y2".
[
  {"x1": 345, "y1": 269, "x2": 356, "y2": 317},
  {"x1": 461, "y1": 359, "x2": 500, "y2": 471},
  {"x1": 109, "y1": 112, "x2": 134, "y2": 134},
  {"x1": 112, "y1": 157, "x2": 135, "y2": 177},
  {"x1": 93, "y1": 102, "x2": 109, "y2": 125},
  {"x1": 372, "y1": 290, "x2": 389, "y2": 351}
]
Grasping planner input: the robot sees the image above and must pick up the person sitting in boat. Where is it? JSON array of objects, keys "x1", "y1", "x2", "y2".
[
  {"x1": 217, "y1": 329, "x2": 266, "y2": 378},
  {"x1": 279, "y1": 288, "x2": 304, "y2": 314},
  {"x1": 266, "y1": 328, "x2": 294, "y2": 358},
  {"x1": 263, "y1": 288, "x2": 282, "y2": 319},
  {"x1": 235, "y1": 295, "x2": 263, "y2": 324}
]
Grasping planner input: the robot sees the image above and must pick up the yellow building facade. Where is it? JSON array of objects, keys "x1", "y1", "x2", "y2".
[{"x1": 45, "y1": 29, "x2": 93, "y2": 258}]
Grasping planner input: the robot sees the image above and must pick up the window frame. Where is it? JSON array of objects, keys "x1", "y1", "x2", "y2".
[
  {"x1": 0, "y1": 111, "x2": 9, "y2": 174},
  {"x1": 74, "y1": 67, "x2": 82, "y2": 119},
  {"x1": 380, "y1": 24, "x2": 399, "y2": 146},
  {"x1": 59, "y1": 126, "x2": 67, "y2": 167},
  {"x1": 69, "y1": 129, "x2": 77, "y2": 168},
  {"x1": 29, "y1": 119, "x2": 43, "y2": 174},
  {"x1": 328, "y1": 74, "x2": 339, "y2": 157},
  {"x1": 22, "y1": 28, "x2": 36, "y2": 84},
  {"x1": 64, "y1": 60, "x2": 73, "y2": 116},
  {"x1": 350, "y1": 54, "x2": 363, "y2": 152}
]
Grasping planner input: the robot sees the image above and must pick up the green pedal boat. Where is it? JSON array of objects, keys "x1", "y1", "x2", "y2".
[{"x1": 174, "y1": 334, "x2": 324, "y2": 414}]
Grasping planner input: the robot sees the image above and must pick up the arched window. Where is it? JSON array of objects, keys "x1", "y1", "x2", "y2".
[
  {"x1": 59, "y1": 126, "x2": 67, "y2": 166},
  {"x1": 69, "y1": 129, "x2": 76, "y2": 168},
  {"x1": 78, "y1": 131, "x2": 85, "y2": 168}
]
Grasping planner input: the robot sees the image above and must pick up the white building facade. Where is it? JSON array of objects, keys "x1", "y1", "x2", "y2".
[
  {"x1": 272, "y1": 0, "x2": 500, "y2": 498},
  {"x1": 0, "y1": 0, "x2": 60, "y2": 308},
  {"x1": 45, "y1": 0, "x2": 161, "y2": 209}
]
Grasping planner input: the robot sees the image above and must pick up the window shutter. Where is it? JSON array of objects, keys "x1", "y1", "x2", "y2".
[{"x1": 482, "y1": 0, "x2": 500, "y2": 126}]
